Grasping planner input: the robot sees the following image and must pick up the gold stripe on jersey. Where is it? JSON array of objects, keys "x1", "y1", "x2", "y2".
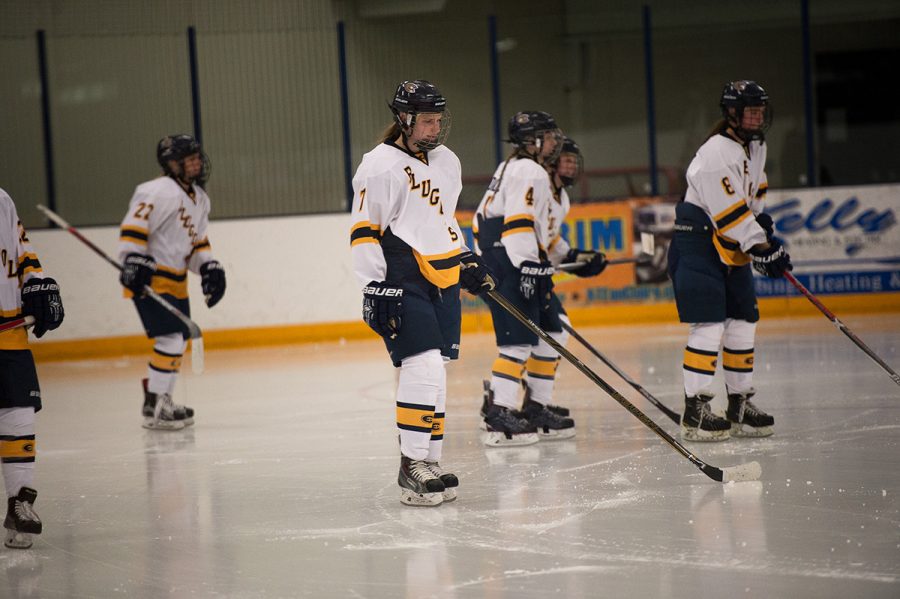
[
  {"x1": 526, "y1": 355, "x2": 560, "y2": 381},
  {"x1": 431, "y1": 411, "x2": 445, "y2": 439},
  {"x1": 120, "y1": 225, "x2": 149, "y2": 245},
  {"x1": 492, "y1": 354, "x2": 525, "y2": 383},
  {"x1": 723, "y1": 347, "x2": 754, "y2": 372},
  {"x1": 714, "y1": 199, "x2": 752, "y2": 234},
  {"x1": 17, "y1": 252, "x2": 42, "y2": 276},
  {"x1": 189, "y1": 237, "x2": 211, "y2": 257},
  {"x1": 149, "y1": 347, "x2": 183, "y2": 373},
  {"x1": 152, "y1": 265, "x2": 188, "y2": 299},
  {"x1": 350, "y1": 221, "x2": 381, "y2": 247},
  {"x1": 683, "y1": 346, "x2": 718, "y2": 375},
  {"x1": 396, "y1": 401, "x2": 435, "y2": 434},
  {"x1": 413, "y1": 247, "x2": 461, "y2": 289},
  {"x1": 0, "y1": 436, "x2": 36, "y2": 462},
  {"x1": 0, "y1": 309, "x2": 27, "y2": 349},
  {"x1": 755, "y1": 183, "x2": 768, "y2": 199},
  {"x1": 501, "y1": 213, "x2": 535, "y2": 238},
  {"x1": 711, "y1": 232, "x2": 752, "y2": 266}
]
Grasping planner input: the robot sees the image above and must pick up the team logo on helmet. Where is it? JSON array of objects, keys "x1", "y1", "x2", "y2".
[
  {"x1": 404, "y1": 81, "x2": 418, "y2": 93},
  {"x1": 516, "y1": 113, "x2": 530, "y2": 125}
]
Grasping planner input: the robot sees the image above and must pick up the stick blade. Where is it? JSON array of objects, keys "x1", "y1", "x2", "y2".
[
  {"x1": 191, "y1": 337, "x2": 205, "y2": 375},
  {"x1": 721, "y1": 460, "x2": 762, "y2": 483},
  {"x1": 640, "y1": 232, "x2": 655, "y2": 256}
]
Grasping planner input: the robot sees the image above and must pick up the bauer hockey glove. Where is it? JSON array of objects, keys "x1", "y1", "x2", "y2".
[
  {"x1": 120, "y1": 253, "x2": 156, "y2": 294},
  {"x1": 459, "y1": 251, "x2": 496, "y2": 295},
  {"x1": 22, "y1": 277, "x2": 64, "y2": 338},
  {"x1": 563, "y1": 248, "x2": 608, "y2": 278},
  {"x1": 362, "y1": 281, "x2": 404, "y2": 339},
  {"x1": 200, "y1": 260, "x2": 226, "y2": 307},
  {"x1": 519, "y1": 260, "x2": 554, "y2": 309},
  {"x1": 750, "y1": 238, "x2": 793, "y2": 278}
]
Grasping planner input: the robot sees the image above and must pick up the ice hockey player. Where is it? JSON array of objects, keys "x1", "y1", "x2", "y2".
[
  {"x1": 118, "y1": 135, "x2": 226, "y2": 430},
  {"x1": 350, "y1": 80, "x2": 494, "y2": 507},
  {"x1": 0, "y1": 188, "x2": 65, "y2": 548},
  {"x1": 668, "y1": 80, "x2": 791, "y2": 441}
]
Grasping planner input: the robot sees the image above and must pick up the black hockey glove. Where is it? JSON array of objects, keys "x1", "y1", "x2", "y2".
[
  {"x1": 750, "y1": 238, "x2": 793, "y2": 278},
  {"x1": 519, "y1": 260, "x2": 554, "y2": 309},
  {"x1": 21, "y1": 277, "x2": 64, "y2": 338},
  {"x1": 459, "y1": 251, "x2": 496, "y2": 295},
  {"x1": 363, "y1": 281, "x2": 404, "y2": 339},
  {"x1": 200, "y1": 260, "x2": 226, "y2": 307},
  {"x1": 564, "y1": 248, "x2": 608, "y2": 278},
  {"x1": 755, "y1": 213, "x2": 775, "y2": 239},
  {"x1": 120, "y1": 253, "x2": 156, "y2": 294}
]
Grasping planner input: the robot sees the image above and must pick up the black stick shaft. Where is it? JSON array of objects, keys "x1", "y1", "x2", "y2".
[
  {"x1": 560, "y1": 321, "x2": 682, "y2": 423},
  {"x1": 786, "y1": 272, "x2": 900, "y2": 387}
]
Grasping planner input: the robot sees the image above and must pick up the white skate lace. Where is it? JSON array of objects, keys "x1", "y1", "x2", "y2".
[
  {"x1": 409, "y1": 460, "x2": 437, "y2": 483},
  {"x1": 426, "y1": 462, "x2": 445, "y2": 477},
  {"x1": 154, "y1": 393, "x2": 177, "y2": 420},
  {"x1": 15, "y1": 501, "x2": 40, "y2": 524}
]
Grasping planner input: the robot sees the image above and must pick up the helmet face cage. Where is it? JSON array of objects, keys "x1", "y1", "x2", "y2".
[
  {"x1": 157, "y1": 134, "x2": 210, "y2": 187},
  {"x1": 389, "y1": 80, "x2": 450, "y2": 151},
  {"x1": 553, "y1": 137, "x2": 583, "y2": 187},
  {"x1": 508, "y1": 111, "x2": 563, "y2": 163},
  {"x1": 719, "y1": 80, "x2": 772, "y2": 141}
]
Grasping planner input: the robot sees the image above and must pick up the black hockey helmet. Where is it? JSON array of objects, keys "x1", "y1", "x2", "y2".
[
  {"x1": 156, "y1": 134, "x2": 210, "y2": 187},
  {"x1": 719, "y1": 80, "x2": 772, "y2": 141},
  {"x1": 507, "y1": 111, "x2": 563, "y2": 163},
  {"x1": 389, "y1": 80, "x2": 450, "y2": 151},
  {"x1": 552, "y1": 136, "x2": 584, "y2": 187}
]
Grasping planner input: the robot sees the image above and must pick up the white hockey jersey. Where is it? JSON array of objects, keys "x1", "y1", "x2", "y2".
[
  {"x1": 473, "y1": 157, "x2": 555, "y2": 267},
  {"x1": 684, "y1": 131, "x2": 769, "y2": 266},
  {"x1": 0, "y1": 189, "x2": 44, "y2": 349},
  {"x1": 545, "y1": 184, "x2": 573, "y2": 266},
  {"x1": 118, "y1": 176, "x2": 215, "y2": 299},
  {"x1": 350, "y1": 141, "x2": 464, "y2": 289}
]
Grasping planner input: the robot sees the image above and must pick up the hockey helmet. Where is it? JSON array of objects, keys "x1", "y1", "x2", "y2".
[
  {"x1": 719, "y1": 80, "x2": 772, "y2": 141},
  {"x1": 552, "y1": 136, "x2": 583, "y2": 187},
  {"x1": 507, "y1": 111, "x2": 563, "y2": 163},
  {"x1": 156, "y1": 134, "x2": 210, "y2": 187},
  {"x1": 389, "y1": 80, "x2": 450, "y2": 151}
]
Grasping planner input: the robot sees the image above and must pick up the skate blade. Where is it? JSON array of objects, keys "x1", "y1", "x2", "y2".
[
  {"x1": 142, "y1": 418, "x2": 186, "y2": 431},
  {"x1": 483, "y1": 431, "x2": 540, "y2": 447},
  {"x1": 4, "y1": 529, "x2": 34, "y2": 549},
  {"x1": 537, "y1": 427, "x2": 576, "y2": 440},
  {"x1": 441, "y1": 488, "x2": 458, "y2": 502},
  {"x1": 681, "y1": 425, "x2": 730, "y2": 442},
  {"x1": 400, "y1": 489, "x2": 443, "y2": 507},
  {"x1": 730, "y1": 424, "x2": 773, "y2": 438}
]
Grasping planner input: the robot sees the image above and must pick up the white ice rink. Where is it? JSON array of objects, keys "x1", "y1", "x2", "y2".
[{"x1": 2, "y1": 314, "x2": 899, "y2": 598}]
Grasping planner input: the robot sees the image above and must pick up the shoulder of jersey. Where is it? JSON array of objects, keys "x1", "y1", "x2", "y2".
[
  {"x1": 697, "y1": 135, "x2": 746, "y2": 169},
  {"x1": 506, "y1": 156, "x2": 548, "y2": 179},
  {"x1": 135, "y1": 176, "x2": 182, "y2": 197}
]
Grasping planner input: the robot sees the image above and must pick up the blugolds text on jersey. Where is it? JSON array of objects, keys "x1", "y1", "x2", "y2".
[{"x1": 363, "y1": 285, "x2": 403, "y2": 297}]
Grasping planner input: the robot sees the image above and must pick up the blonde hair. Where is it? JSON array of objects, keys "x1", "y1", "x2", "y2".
[{"x1": 379, "y1": 122, "x2": 403, "y2": 144}]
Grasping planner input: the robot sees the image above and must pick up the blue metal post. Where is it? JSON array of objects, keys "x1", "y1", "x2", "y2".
[
  {"x1": 801, "y1": 0, "x2": 816, "y2": 187},
  {"x1": 187, "y1": 26, "x2": 203, "y2": 145},
  {"x1": 488, "y1": 15, "x2": 502, "y2": 165},
  {"x1": 36, "y1": 30, "x2": 57, "y2": 214},
  {"x1": 337, "y1": 22, "x2": 354, "y2": 211},
  {"x1": 642, "y1": 6, "x2": 659, "y2": 196}
]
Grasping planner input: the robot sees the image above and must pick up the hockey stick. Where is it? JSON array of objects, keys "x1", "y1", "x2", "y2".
[
  {"x1": 559, "y1": 320, "x2": 682, "y2": 424},
  {"x1": 557, "y1": 232, "x2": 655, "y2": 272},
  {"x1": 0, "y1": 316, "x2": 35, "y2": 333},
  {"x1": 35, "y1": 204, "x2": 204, "y2": 374},
  {"x1": 785, "y1": 271, "x2": 900, "y2": 387},
  {"x1": 486, "y1": 289, "x2": 761, "y2": 483}
]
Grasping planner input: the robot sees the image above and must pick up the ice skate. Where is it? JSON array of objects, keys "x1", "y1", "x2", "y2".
[
  {"x1": 398, "y1": 455, "x2": 445, "y2": 507},
  {"x1": 681, "y1": 392, "x2": 731, "y2": 442},
  {"x1": 522, "y1": 381, "x2": 570, "y2": 417},
  {"x1": 483, "y1": 403, "x2": 539, "y2": 447},
  {"x1": 727, "y1": 389, "x2": 774, "y2": 437},
  {"x1": 142, "y1": 379, "x2": 193, "y2": 430},
  {"x1": 425, "y1": 461, "x2": 458, "y2": 502},
  {"x1": 4, "y1": 487, "x2": 41, "y2": 549},
  {"x1": 521, "y1": 397, "x2": 576, "y2": 440}
]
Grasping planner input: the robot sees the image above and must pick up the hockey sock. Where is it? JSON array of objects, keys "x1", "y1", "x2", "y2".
[
  {"x1": 427, "y1": 359, "x2": 448, "y2": 462},
  {"x1": 396, "y1": 349, "x2": 443, "y2": 461},
  {"x1": 683, "y1": 322, "x2": 725, "y2": 397},
  {"x1": 490, "y1": 345, "x2": 530, "y2": 410},
  {"x1": 0, "y1": 408, "x2": 36, "y2": 497},
  {"x1": 147, "y1": 333, "x2": 186, "y2": 395},
  {"x1": 723, "y1": 318, "x2": 756, "y2": 393},
  {"x1": 524, "y1": 322, "x2": 568, "y2": 405}
]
